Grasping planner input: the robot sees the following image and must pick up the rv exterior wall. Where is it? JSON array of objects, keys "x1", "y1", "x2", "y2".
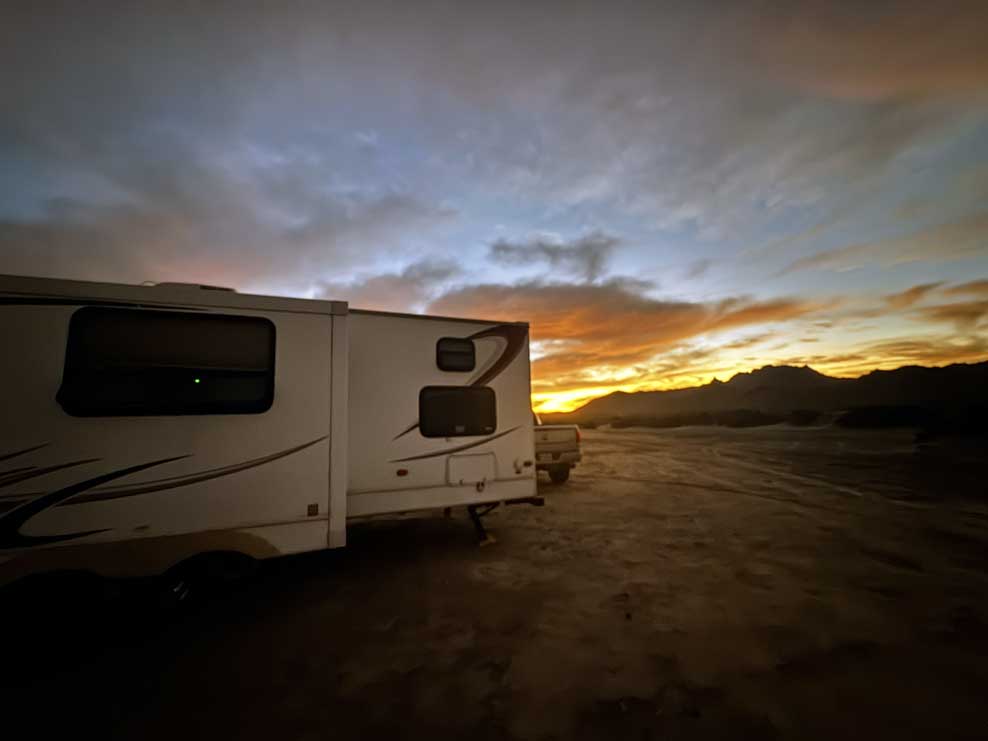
[
  {"x1": 328, "y1": 313, "x2": 350, "y2": 548},
  {"x1": 0, "y1": 277, "x2": 338, "y2": 585},
  {"x1": 0, "y1": 274, "x2": 537, "y2": 586},
  {"x1": 346, "y1": 311, "x2": 536, "y2": 516}
]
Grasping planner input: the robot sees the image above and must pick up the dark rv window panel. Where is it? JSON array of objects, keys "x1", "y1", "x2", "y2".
[
  {"x1": 436, "y1": 337, "x2": 476, "y2": 372},
  {"x1": 57, "y1": 307, "x2": 276, "y2": 416},
  {"x1": 419, "y1": 386, "x2": 496, "y2": 438}
]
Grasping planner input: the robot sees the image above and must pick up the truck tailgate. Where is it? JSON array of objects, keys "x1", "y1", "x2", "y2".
[{"x1": 536, "y1": 427, "x2": 578, "y2": 445}]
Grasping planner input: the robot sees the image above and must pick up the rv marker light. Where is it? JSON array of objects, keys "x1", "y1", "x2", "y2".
[{"x1": 194, "y1": 378, "x2": 201, "y2": 384}]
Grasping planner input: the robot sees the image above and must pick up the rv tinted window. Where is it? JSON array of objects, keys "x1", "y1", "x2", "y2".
[
  {"x1": 57, "y1": 307, "x2": 276, "y2": 416},
  {"x1": 436, "y1": 337, "x2": 475, "y2": 372},
  {"x1": 419, "y1": 386, "x2": 496, "y2": 437}
]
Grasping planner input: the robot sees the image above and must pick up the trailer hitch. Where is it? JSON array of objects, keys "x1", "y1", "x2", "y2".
[{"x1": 505, "y1": 496, "x2": 545, "y2": 507}]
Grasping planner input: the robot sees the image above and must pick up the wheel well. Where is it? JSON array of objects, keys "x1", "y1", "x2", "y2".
[{"x1": 169, "y1": 550, "x2": 257, "y2": 582}]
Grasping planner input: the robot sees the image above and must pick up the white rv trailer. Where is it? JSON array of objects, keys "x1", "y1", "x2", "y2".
[{"x1": 0, "y1": 274, "x2": 537, "y2": 588}]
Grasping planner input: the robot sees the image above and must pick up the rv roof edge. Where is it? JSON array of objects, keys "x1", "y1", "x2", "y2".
[
  {"x1": 350, "y1": 307, "x2": 529, "y2": 327},
  {"x1": 153, "y1": 281, "x2": 236, "y2": 292},
  {"x1": 0, "y1": 273, "x2": 348, "y2": 315}
]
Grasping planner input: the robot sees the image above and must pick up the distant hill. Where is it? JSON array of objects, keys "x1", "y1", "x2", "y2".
[{"x1": 541, "y1": 361, "x2": 988, "y2": 431}]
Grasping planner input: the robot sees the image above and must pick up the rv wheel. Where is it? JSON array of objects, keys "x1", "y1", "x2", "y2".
[
  {"x1": 549, "y1": 465, "x2": 570, "y2": 484},
  {"x1": 156, "y1": 570, "x2": 193, "y2": 610},
  {"x1": 156, "y1": 552, "x2": 256, "y2": 609}
]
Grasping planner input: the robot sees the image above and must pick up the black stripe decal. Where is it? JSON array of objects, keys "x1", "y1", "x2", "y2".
[
  {"x1": 392, "y1": 324, "x2": 527, "y2": 441},
  {"x1": 390, "y1": 426, "x2": 521, "y2": 462},
  {"x1": 0, "y1": 459, "x2": 100, "y2": 490},
  {"x1": 0, "y1": 494, "x2": 32, "y2": 507},
  {"x1": 464, "y1": 324, "x2": 528, "y2": 388},
  {"x1": 0, "y1": 436, "x2": 328, "y2": 546},
  {"x1": 393, "y1": 420, "x2": 420, "y2": 440},
  {"x1": 0, "y1": 456, "x2": 189, "y2": 549},
  {"x1": 0, "y1": 444, "x2": 48, "y2": 464},
  {"x1": 0, "y1": 466, "x2": 36, "y2": 482},
  {"x1": 63, "y1": 436, "x2": 328, "y2": 506}
]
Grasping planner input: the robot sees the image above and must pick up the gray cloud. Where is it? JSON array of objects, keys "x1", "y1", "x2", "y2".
[
  {"x1": 315, "y1": 258, "x2": 459, "y2": 312},
  {"x1": 783, "y1": 212, "x2": 988, "y2": 274},
  {"x1": 685, "y1": 259, "x2": 713, "y2": 280},
  {"x1": 3, "y1": 1, "x2": 985, "y2": 263},
  {"x1": 0, "y1": 188, "x2": 454, "y2": 290},
  {"x1": 0, "y1": 130, "x2": 456, "y2": 289},
  {"x1": 748, "y1": 0, "x2": 988, "y2": 100},
  {"x1": 488, "y1": 231, "x2": 618, "y2": 281}
]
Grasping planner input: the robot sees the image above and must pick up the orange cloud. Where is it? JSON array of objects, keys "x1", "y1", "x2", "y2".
[
  {"x1": 428, "y1": 280, "x2": 830, "y2": 409},
  {"x1": 944, "y1": 279, "x2": 988, "y2": 297},
  {"x1": 884, "y1": 282, "x2": 943, "y2": 309},
  {"x1": 428, "y1": 276, "x2": 988, "y2": 412},
  {"x1": 783, "y1": 213, "x2": 988, "y2": 274},
  {"x1": 915, "y1": 300, "x2": 988, "y2": 330},
  {"x1": 808, "y1": 336, "x2": 988, "y2": 377}
]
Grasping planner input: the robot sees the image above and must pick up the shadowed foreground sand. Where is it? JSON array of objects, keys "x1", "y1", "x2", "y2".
[{"x1": 4, "y1": 426, "x2": 987, "y2": 739}]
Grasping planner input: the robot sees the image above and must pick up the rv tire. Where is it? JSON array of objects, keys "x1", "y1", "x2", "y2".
[{"x1": 156, "y1": 552, "x2": 256, "y2": 609}]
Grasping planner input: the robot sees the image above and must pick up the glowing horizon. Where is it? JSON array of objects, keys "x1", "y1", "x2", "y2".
[{"x1": 531, "y1": 351, "x2": 988, "y2": 414}]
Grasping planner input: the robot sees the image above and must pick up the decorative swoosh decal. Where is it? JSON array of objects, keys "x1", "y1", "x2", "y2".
[
  {"x1": 0, "y1": 467, "x2": 36, "y2": 483},
  {"x1": 0, "y1": 456, "x2": 188, "y2": 549},
  {"x1": 63, "y1": 435, "x2": 328, "y2": 506},
  {"x1": 393, "y1": 323, "x2": 527, "y2": 441},
  {"x1": 393, "y1": 420, "x2": 421, "y2": 440},
  {"x1": 0, "y1": 443, "x2": 49, "y2": 464},
  {"x1": 0, "y1": 436, "x2": 328, "y2": 549},
  {"x1": 0, "y1": 459, "x2": 100, "y2": 490},
  {"x1": 464, "y1": 323, "x2": 528, "y2": 388},
  {"x1": 390, "y1": 425, "x2": 521, "y2": 462}
]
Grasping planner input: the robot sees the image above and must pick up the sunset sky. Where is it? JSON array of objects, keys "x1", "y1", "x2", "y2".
[{"x1": 2, "y1": 1, "x2": 987, "y2": 412}]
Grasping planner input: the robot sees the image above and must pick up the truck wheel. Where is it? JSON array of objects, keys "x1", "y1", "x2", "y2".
[{"x1": 549, "y1": 465, "x2": 570, "y2": 484}]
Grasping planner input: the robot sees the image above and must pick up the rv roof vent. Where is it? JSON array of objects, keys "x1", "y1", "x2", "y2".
[{"x1": 152, "y1": 282, "x2": 236, "y2": 293}]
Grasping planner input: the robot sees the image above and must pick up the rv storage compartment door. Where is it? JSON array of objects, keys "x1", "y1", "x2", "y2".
[{"x1": 447, "y1": 453, "x2": 496, "y2": 485}]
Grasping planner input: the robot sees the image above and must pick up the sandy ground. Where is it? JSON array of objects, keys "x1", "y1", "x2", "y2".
[{"x1": 4, "y1": 426, "x2": 988, "y2": 740}]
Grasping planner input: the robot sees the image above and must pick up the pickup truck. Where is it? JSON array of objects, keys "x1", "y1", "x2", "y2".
[{"x1": 533, "y1": 414, "x2": 581, "y2": 483}]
